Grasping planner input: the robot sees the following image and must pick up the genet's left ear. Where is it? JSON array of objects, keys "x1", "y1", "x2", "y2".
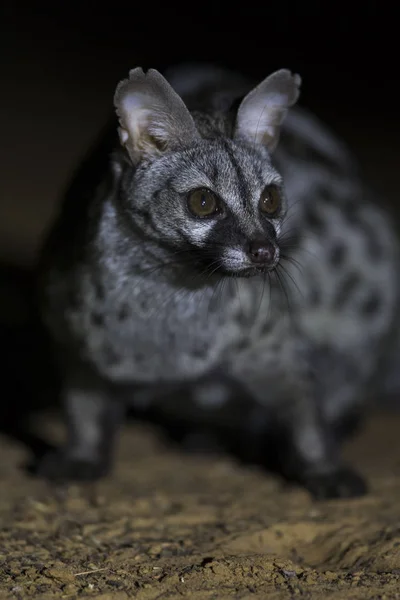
[{"x1": 234, "y1": 69, "x2": 301, "y2": 152}]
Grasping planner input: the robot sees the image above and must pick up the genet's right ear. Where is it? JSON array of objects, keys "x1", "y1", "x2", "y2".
[{"x1": 114, "y1": 68, "x2": 200, "y2": 165}]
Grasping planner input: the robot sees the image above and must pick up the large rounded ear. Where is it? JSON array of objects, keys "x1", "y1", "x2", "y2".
[
  {"x1": 234, "y1": 69, "x2": 301, "y2": 152},
  {"x1": 114, "y1": 68, "x2": 200, "y2": 164}
]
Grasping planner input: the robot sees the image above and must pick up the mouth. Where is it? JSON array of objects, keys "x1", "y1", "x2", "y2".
[
  {"x1": 231, "y1": 266, "x2": 275, "y2": 277},
  {"x1": 224, "y1": 251, "x2": 280, "y2": 278},
  {"x1": 221, "y1": 262, "x2": 278, "y2": 278}
]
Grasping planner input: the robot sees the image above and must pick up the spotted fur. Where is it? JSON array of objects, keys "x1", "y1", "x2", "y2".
[{"x1": 36, "y1": 63, "x2": 400, "y2": 498}]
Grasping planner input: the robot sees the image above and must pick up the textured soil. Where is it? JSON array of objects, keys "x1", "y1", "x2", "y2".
[{"x1": 0, "y1": 413, "x2": 399, "y2": 600}]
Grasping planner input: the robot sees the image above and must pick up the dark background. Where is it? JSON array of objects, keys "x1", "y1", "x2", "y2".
[
  {"x1": 1, "y1": 1, "x2": 399, "y2": 265},
  {"x1": 0, "y1": 0, "x2": 399, "y2": 446}
]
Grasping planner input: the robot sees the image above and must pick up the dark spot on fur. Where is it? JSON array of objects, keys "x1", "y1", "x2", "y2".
[
  {"x1": 94, "y1": 280, "x2": 105, "y2": 301},
  {"x1": 234, "y1": 337, "x2": 250, "y2": 351},
  {"x1": 208, "y1": 291, "x2": 225, "y2": 313},
  {"x1": 308, "y1": 284, "x2": 321, "y2": 306},
  {"x1": 103, "y1": 345, "x2": 120, "y2": 366},
  {"x1": 260, "y1": 319, "x2": 273, "y2": 335},
  {"x1": 234, "y1": 305, "x2": 251, "y2": 327},
  {"x1": 360, "y1": 291, "x2": 382, "y2": 316},
  {"x1": 329, "y1": 241, "x2": 347, "y2": 268},
  {"x1": 91, "y1": 311, "x2": 104, "y2": 326},
  {"x1": 117, "y1": 303, "x2": 130, "y2": 321},
  {"x1": 139, "y1": 299, "x2": 149, "y2": 311},
  {"x1": 343, "y1": 201, "x2": 360, "y2": 226},
  {"x1": 362, "y1": 221, "x2": 385, "y2": 261},
  {"x1": 310, "y1": 344, "x2": 360, "y2": 398},
  {"x1": 191, "y1": 347, "x2": 208, "y2": 360},
  {"x1": 317, "y1": 184, "x2": 336, "y2": 203},
  {"x1": 168, "y1": 331, "x2": 176, "y2": 344},
  {"x1": 304, "y1": 205, "x2": 325, "y2": 234},
  {"x1": 334, "y1": 272, "x2": 361, "y2": 309},
  {"x1": 67, "y1": 290, "x2": 80, "y2": 310}
]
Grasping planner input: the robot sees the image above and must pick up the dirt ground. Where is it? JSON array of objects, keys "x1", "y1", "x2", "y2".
[{"x1": 0, "y1": 412, "x2": 399, "y2": 600}]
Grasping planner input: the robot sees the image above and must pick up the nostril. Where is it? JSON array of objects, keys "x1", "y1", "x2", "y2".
[{"x1": 248, "y1": 241, "x2": 276, "y2": 265}]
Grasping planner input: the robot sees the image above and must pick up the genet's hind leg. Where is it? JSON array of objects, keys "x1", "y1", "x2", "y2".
[{"x1": 38, "y1": 364, "x2": 126, "y2": 482}]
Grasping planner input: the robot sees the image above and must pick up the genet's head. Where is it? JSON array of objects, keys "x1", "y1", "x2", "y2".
[{"x1": 114, "y1": 66, "x2": 301, "y2": 276}]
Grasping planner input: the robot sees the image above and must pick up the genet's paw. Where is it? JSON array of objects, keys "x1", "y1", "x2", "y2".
[
  {"x1": 37, "y1": 449, "x2": 110, "y2": 483},
  {"x1": 304, "y1": 466, "x2": 368, "y2": 500}
]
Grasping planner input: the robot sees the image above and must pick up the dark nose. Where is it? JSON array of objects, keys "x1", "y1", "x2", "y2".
[{"x1": 247, "y1": 240, "x2": 277, "y2": 265}]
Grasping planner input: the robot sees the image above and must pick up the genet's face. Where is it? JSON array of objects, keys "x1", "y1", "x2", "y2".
[{"x1": 130, "y1": 138, "x2": 286, "y2": 277}]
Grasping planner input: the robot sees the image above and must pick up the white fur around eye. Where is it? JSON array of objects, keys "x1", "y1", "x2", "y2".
[{"x1": 188, "y1": 220, "x2": 219, "y2": 247}]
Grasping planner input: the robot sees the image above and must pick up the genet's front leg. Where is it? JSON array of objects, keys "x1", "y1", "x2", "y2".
[{"x1": 231, "y1": 327, "x2": 367, "y2": 499}]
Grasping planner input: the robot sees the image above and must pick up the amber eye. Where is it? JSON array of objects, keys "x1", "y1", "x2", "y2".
[
  {"x1": 259, "y1": 186, "x2": 281, "y2": 216},
  {"x1": 187, "y1": 188, "x2": 220, "y2": 218}
]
